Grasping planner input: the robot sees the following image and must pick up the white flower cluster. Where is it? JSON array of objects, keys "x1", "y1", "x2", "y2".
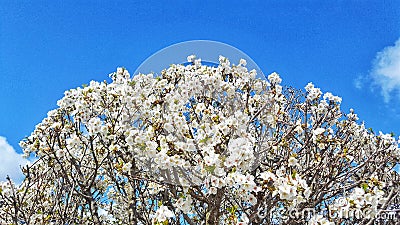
[
  {"x1": 329, "y1": 184, "x2": 387, "y2": 219},
  {"x1": 224, "y1": 137, "x2": 255, "y2": 171},
  {"x1": 308, "y1": 214, "x2": 334, "y2": 225},
  {"x1": 152, "y1": 205, "x2": 174, "y2": 223},
  {"x1": 261, "y1": 167, "x2": 310, "y2": 204},
  {"x1": 305, "y1": 82, "x2": 322, "y2": 101},
  {"x1": 0, "y1": 181, "x2": 14, "y2": 197},
  {"x1": 268, "y1": 72, "x2": 282, "y2": 85}
]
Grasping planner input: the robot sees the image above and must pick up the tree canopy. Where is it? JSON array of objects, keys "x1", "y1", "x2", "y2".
[{"x1": 1, "y1": 56, "x2": 399, "y2": 224}]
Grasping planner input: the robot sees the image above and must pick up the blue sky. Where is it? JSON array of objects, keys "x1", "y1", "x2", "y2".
[{"x1": 1, "y1": 1, "x2": 400, "y2": 181}]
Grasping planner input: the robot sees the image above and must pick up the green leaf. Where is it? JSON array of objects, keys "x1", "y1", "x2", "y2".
[
  {"x1": 361, "y1": 183, "x2": 368, "y2": 191},
  {"x1": 368, "y1": 127, "x2": 374, "y2": 134},
  {"x1": 227, "y1": 205, "x2": 238, "y2": 214},
  {"x1": 292, "y1": 170, "x2": 297, "y2": 179},
  {"x1": 204, "y1": 165, "x2": 216, "y2": 173},
  {"x1": 199, "y1": 137, "x2": 210, "y2": 144}
]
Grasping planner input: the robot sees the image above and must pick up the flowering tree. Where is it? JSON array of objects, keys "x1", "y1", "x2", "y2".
[{"x1": 1, "y1": 56, "x2": 399, "y2": 225}]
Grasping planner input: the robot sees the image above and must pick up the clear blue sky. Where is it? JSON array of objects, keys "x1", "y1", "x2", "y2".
[{"x1": 1, "y1": 0, "x2": 400, "y2": 157}]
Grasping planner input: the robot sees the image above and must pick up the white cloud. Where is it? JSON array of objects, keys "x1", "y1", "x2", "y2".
[
  {"x1": 353, "y1": 75, "x2": 366, "y2": 90},
  {"x1": 370, "y1": 38, "x2": 400, "y2": 102},
  {"x1": 0, "y1": 136, "x2": 29, "y2": 184}
]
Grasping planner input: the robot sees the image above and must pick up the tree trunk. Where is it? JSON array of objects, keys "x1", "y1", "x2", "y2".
[{"x1": 206, "y1": 188, "x2": 224, "y2": 225}]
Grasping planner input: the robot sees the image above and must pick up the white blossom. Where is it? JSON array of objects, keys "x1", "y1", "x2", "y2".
[{"x1": 1, "y1": 56, "x2": 397, "y2": 225}]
